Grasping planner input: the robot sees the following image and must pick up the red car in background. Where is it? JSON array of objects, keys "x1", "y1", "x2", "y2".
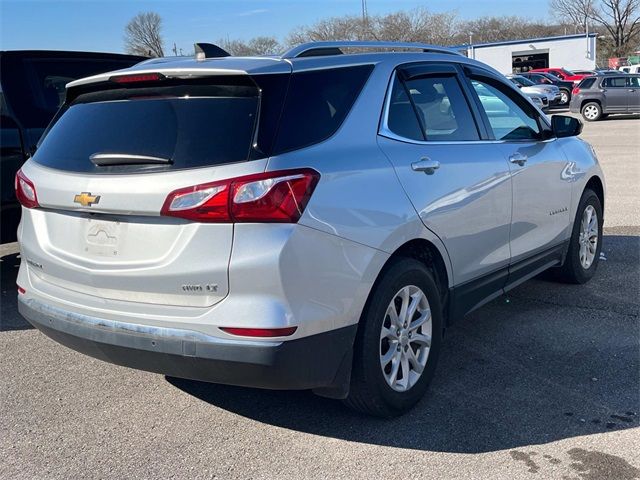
[{"x1": 529, "y1": 67, "x2": 588, "y2": 83}]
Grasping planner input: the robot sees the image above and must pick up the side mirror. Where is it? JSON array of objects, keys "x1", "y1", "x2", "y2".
[{"x1": 552, "y1": 115, "x2": 583, "y2": 138}]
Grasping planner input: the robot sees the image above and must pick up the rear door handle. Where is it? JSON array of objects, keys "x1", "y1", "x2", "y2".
[
  {"x1": 509, "y1": 153, "x2": 528, "y2": 166},
  {"x1": 411, "y1": 157, "x2": 440, "y2": 175}
]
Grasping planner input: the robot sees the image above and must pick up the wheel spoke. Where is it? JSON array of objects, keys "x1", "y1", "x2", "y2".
[
  {"x1": 380, "y1": 326, "x2": 398, "y2": 341},
  {"x1": 409, "y1": 308, "x2": 431, "y2": 332},
  {"x1": 411, "y1": 333, "x2": 431, "y2": 347},
  {"x1": 397, "y1": 355, "x2": 410, "y2": 390},
  {"x1": 398, "y1": 287, "x2": 410, "y2": 326},
  {"x1": 406, "y1": 291, "x2": 422, "y2": 324},
  {"x1": 380, "y1": 346, "x2": 396, "y2": 366},
  {"x1": 386, "y1": 303, "x2": 400, "y2": 328},
  {"x1": 387, "y1": 354, "x2": 401, "y2": 386},
  {"x1": 406, "y1": 347, "x2": 424, "y2": 374}
]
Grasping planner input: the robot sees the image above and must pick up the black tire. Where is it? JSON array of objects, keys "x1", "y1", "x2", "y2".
[
  {"x1": 344, "y1": 258, "x2": 443, "y2": 417},
  {"x1": 559, "y1": 89, "x2": 570, "y2": 105},
  {"x1": 556, "y1": 189, "x2": 603, "y2": 284},
  {"x1": 581, "y1": 101, "x2": 602, "y2": 121}
]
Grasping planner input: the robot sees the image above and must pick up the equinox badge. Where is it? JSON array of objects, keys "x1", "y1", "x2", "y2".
[{"x1": 74, "y1": 192, "x2": 101, "y2": 207}]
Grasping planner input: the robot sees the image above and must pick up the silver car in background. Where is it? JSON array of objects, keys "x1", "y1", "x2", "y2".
[
  {"x1": 16, "y1": 41, "x2": 605, "y2": 417},
  {"x1": 508, "y1": 74, "x2": 561, "y2": 106}
]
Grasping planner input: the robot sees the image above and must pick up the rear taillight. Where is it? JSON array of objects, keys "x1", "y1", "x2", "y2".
[
  {"x1": 15, "y1": 170, "x2": 39, "y2": 209},
  {"x1": 17, "y1": 285, "x2": 26, "y2": 295},
  {"x1": 161, "y1": 169, "x2": 320, "y2": 223},
  {"x1": 572, "y1": 87, "x2": 580, "y2": 95},
  {"x1": 220, "y1": 326, "x2": 297, "y2": 337}
]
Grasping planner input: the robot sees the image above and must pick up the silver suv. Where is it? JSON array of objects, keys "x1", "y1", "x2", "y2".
[{"x1": 16, "y1": 41, "x2": 605, "y2": 417}]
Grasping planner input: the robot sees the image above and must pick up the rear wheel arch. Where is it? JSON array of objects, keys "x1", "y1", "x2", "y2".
[
  {"x1": 363, "y1": 239, "x2": 450, "y2": 326},
  {"x1": 581, "y1": 98, "x2": 602, "y2": 110}
]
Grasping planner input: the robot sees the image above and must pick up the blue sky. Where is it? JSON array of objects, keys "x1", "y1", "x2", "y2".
[{"x1": 1, "y1": 0, "x2": 549, "y2": 54}]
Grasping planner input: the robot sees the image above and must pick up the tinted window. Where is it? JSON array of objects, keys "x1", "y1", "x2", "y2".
[
  {"x1": 471, "y1": 79, "x2": 541, "y2": 141},
  {"x1": 406, "y1": 75, "x2": 479, "y2": 141},
  {"x1": 603, "y1": 77, "x2": 627, "y2": 88},
  {"x1": 386, "y1": 75, "x2": 424, "y2": 141},
  {"x1": 1, "y1": 55, "x2": 142, "y2": 128},
  {"x1": 273, "y1": 65, "x2": 373, "y2": 154},
  {"x1": 629, "y1": 77, "x2": 640, "y2": 88},
  {"x1": 579, "y1": 77, "x2": 597, "y2": 89},
  {"x1": 33, "y1": 81, "x2": 259, "y2": 173},
  {"x1": 386, "y1": 72, "x2": 479, "y2": 142}
]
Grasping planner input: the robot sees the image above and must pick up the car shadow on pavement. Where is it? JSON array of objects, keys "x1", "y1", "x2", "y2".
[
  {"x1": 0, "y1": 245, "x2": 32, "y2": 331},
  {"x1": 169, "y1": 232, "x2": 639, "y2": 453}
]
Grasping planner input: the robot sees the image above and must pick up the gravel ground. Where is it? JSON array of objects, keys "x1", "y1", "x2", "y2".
[{"x1": 1, "y1": 110, "x2": 638, "y2": 480}]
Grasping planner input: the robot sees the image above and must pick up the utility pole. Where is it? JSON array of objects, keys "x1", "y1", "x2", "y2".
[{"x1": 172, "y1": 42, "x2": 178, "y2": 56}]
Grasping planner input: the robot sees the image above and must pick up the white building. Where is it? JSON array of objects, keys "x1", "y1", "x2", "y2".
[{"x1": 463, "y1": 33, "x2": 597, "y2": 74}]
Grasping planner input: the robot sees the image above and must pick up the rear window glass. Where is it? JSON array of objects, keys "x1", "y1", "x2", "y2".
[
  {"x1": 273, "y1": 65, "x2": 373, "y2": 154},
  {"x1": 33, "y1": 80, "x2": 260, "y2": 174},
  {"x1": 578, "y1": 77, "x2": 597, "y2": 89}
]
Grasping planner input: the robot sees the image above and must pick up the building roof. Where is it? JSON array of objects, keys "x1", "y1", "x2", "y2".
[{"x1": 450, "y1": 33, "x2": 598, "y2": 51}]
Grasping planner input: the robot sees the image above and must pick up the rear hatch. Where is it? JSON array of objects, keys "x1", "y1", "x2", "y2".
[{"x1": 19, "y1": 71, "x2": 288, "y2": 308}]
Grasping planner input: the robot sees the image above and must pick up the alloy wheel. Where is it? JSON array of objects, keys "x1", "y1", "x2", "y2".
[
  {"x1": 379, "y1": 285, "x2": 432, "y2": 392},
  {"x1": 583, "y1": 105, "x2": 599, "y2": 120},
  {"x1": 579, "y1": 204, "x2": 598, "y2": 269}
]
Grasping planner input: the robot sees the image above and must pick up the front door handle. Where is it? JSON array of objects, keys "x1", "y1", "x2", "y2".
[
  {"x1": 411, "y1": 157, "x2": 440, "y2": 175},
  {"x1": 509, "y1": 153, "x2": 528, "y2": 167}
]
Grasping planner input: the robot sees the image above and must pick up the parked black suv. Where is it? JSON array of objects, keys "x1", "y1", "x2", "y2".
[
  {"x1": 1, "y1": 50, "x2": 144, "y2": 242},
  {"x1": 519, "y1": 72, "x2": 573, "y2": 105},
  {"x1": 570, "y1": 74, "x2": 640, "y2": 121}
]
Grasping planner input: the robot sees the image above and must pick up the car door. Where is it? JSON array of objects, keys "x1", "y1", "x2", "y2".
[
  {"x1": 463, "y1": 67, "x2": 572, "y2": 276},
  {"x1": 377, "y1": 63, "x2": 513, "y2": 293},
  {"x1": 627, "y1": 76, "x2": 640, "y2": 112},
  {"x1": 601, "y1": 76, "x2": 629, "y2": 112}
]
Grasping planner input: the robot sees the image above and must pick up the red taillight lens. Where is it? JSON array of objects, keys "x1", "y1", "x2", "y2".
[
  {"x1": 572, "y1": 87, "x2": 580, "y2": 95},
  {"x1": 220, "y1": 326, "x2": 297, "y2": 337},
  {"x1": 17, "y1": 286, "x2": 26, "y2": 295},
  {"x1": 15, "y1": 170, "x2": 39, "y2": 209},
  {"x1": 161, "y1": 169, "x2": 320, "y2": 223},
  {"x1": 110, "y1": 72, "x2": 165, "y2": 84}
]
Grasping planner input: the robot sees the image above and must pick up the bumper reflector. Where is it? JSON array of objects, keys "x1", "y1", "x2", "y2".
[{"x1": 220, "y1": 326, "x2": 297, "y2": 338}]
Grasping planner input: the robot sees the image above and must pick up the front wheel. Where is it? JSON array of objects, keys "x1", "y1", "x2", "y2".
[
  {"x1": 344, "y1": 258, "x2": 443, "y2": 417},
  {"x1": 556, "y1": 189, "x2": 603, "y2": 284},
  {"x1": 559, "y1": 89, "x2": 570, "y2": 105},
  {"x1": 582, "y1": 102, "x2": 602, "y2": 121}
]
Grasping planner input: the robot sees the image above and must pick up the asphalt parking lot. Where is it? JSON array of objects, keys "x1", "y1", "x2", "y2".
[{"x1": 1, "y1": 110, "x2": 638, "y2": 479}]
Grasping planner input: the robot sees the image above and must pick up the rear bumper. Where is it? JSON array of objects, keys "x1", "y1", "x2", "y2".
[{"x1": 19, "y1": 296, "x2": 357, "y2": 391}]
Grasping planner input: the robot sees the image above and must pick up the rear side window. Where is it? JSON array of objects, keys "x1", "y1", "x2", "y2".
[
  {"x1": 603, "y1": 77, "x2": 627, "y2": 88},
  {"x1": 385, "y1": 71, "x2": 480, "y2": 142},
  {"x1": 34, "y1": 79, "x2": 261, "y2": 174},
  {"x1": 1, "y1": 55, "x2": 141, "y2": 128},
  {"x1": 272, "y1": 65, "x2": 373, "y2": 154},
  {"x1": 578, "y1": 77, "x2": 597, "y2": 89}
]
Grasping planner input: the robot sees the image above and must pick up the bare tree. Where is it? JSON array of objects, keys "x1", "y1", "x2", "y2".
[
  {"x1": 550, "y1": 0, "x2": 640, "y2": 55},
  {"x1": 591, "y1": 0, "x2": 640, "y2": 55},
  {"x1": 219, "y1": 36, "x2": 282, "y2": 56},
  {"x1": 550, "y1": 0, "x2": 596, "y2": 31},
  {"x1": 124, "y1": 12, "x2": 164, "y2": 57}
]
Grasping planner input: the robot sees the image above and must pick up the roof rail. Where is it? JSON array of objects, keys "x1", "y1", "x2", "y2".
[
  {"x1": 281, "y1": 41, "x2": 463, "y2": 59},
  {"x1": 194, "y1": 42, "x2": 231, "y2": 60}
]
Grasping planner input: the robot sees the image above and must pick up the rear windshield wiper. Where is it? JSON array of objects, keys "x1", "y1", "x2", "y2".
[{"x1": 90, "y1": 153, "x2": 173, "y2": 166}]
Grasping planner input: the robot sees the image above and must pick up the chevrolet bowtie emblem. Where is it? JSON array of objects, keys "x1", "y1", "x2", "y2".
[{"x1": 73, "y1": 192, "x2": 101, "y2": 207}]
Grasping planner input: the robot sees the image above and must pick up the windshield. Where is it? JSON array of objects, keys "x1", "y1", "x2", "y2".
[
  {"x1": 513, "y1": 76, "x2": 535, "y2": 87},
  {"x1": 560, "y1": 68, "x2": 576, "y2": 76}
]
